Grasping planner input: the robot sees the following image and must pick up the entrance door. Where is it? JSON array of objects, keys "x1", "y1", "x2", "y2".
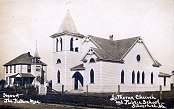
[{"x1": 72, "y1": 72, "x2": 83, "y2": 90}]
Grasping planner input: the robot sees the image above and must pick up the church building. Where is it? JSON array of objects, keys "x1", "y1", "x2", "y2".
[{"x1": 51, "y1": 11, "x2": 170, "y2": 93}]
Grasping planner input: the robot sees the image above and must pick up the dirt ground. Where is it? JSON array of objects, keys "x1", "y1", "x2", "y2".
[{"x1": 0, "y1": 100, "x2": 95, "y2": 109}]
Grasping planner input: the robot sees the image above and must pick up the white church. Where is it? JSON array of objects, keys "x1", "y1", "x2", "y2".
[{"x1": 51, "y1": 11, "x2": 170, "y2": 93}]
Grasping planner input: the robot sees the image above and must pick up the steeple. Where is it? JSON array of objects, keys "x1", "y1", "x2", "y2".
[
  {"x1": 58, "y1": 10, "x2": 78, "y2": 34},
  {"x1": 34, "y1": 40, "x2": 40, "y2": 59}
]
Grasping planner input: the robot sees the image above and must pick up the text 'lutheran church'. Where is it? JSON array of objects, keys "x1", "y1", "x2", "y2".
[{"x1": 50, "y1": 10, "x2": 170, "y2": 93}]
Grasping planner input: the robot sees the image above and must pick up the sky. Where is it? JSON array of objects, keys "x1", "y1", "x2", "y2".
[{"x1": 0, "y1": 0, "x2": 173, "y2": 81}]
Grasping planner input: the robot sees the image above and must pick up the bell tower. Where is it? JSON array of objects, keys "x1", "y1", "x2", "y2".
[{"x1": 51, "y1": 10, "x2": 85, "y2": 91}]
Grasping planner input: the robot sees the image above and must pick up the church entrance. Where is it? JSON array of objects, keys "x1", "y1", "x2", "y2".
[{"x1": 72, "y1": 72, "x2": 83, "y2": 90}]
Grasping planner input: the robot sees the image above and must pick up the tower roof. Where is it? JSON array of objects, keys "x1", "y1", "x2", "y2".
[
  {"x1": 50, "y1": 10, "x2": 85, "y2": 38},
  {"x1": 33, "y1": 41, "x2": 40, "y2": 58},
  {"x1": 58, "y1": 10, "x2": 78, "y2": 34},
  {"x1": 34, "y1": 48, "x2": 40, "y2": 58}
]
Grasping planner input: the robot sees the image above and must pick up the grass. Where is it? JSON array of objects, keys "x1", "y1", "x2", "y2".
[{"x1": 0, "y1": 100, "x2": 95, "y2": 109}]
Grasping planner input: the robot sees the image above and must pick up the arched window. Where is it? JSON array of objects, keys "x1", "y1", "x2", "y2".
[
  {"x1": 57, "y1": 70, "x2": 60, "y2": 83},
  {"x1": 137, "y1": 71, "x2": 140, "y2": 84},
  {"x1": 90, "y1": 69, "x2": 94, "y2": 83},
  {"x1": 56, "y1": 39, "x2": 58, "y2": 52},
  {"x1": 121, "y1": 70, "x2": 124, "y2": 83},
  {"x1": 142, "y1": 72, "x2": 145, "y2": 84},
  {"x1": 70, "y1": 38, "x2": 73, "y2": 51},
  {"x1": 136, "y1": 54, "x2": 141, "y2": 62},
  {"x1": 132, "y1": 71, "x2": 135, "y2": 84},
  {"x1": 60, "y1": 37, "x2": 62, "y2": 51},
  {"x1": 89, "y1": 58, "x2": 95, "y2": 63},
  {"x1": 164, "y1": 77, "x2": 166, "y2": 86},
  {"x1": 151, "y1": 72, "x2": 153, "y2": 84},
  {"x1": 57, "y1": 59, "x2": 61, "y2": 64}
]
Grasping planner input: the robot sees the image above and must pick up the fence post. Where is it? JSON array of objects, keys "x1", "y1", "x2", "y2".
[
  {"x1": 160, "y1": 85, "x2": 162, "y2": 100},
  {"x1": 118, "y1": 85, "x2": 120, "y2": 94},
  {"x1": 62, "y1": 85, "x2": 64, "y2": 94},
  {"x1": 86, "y1": 85, "x2": 88, "y2": 96}
]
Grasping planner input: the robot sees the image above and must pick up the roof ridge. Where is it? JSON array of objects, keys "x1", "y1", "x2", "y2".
[{"x1": 114, "y1": 36, "x2": 140, "y2": 41}]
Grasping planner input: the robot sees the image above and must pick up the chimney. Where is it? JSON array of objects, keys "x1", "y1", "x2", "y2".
[
  {"x1": 27, "y1": 52, "x2": 30, "y2": 56},
  {"x1": 109, "y1": 35, "x2": 113, "y2": 40}
]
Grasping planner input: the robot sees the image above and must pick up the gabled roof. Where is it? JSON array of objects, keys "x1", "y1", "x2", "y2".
[
  {"x1": 158, "y1": 72, "x2": 171, "y2": 77},
  {"x1": 50, "y1": 10, "x2": 85, "y2": 38},
  {"x1": 9, "y1": 73, "x2": 35, "y2": 78},
  {"x1": 59, "y1": 10, "x2": 78, "y2": 34},
  {"x1": 70, "y1": 64, "x2": 85, "y2": 71},
  {"x1": 83, "y1": 35, "x2": 161, "y2": 66},
  {"x1": 3, "y1": 52, "x2": 47, "y2": 66},
  {"x1": 88, "y1": 35, "x2": 139, "y2": 62}
]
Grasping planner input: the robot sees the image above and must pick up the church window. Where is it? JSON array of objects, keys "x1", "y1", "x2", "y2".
[
  {"x1": 57, "y1": 70, "x2": 60, "y2": 83},
  {"x1": 27, "y1": 65, "x2": 31, "y2": 73},
  {"x1": 56, "y1": 39, "x2": 58, "y2": 52},
  {"x1": 90, "y1": 69, "x2": 94, "y2": 83},
  {"x1": 132, "y1": 71, "x2": 135, "y2": 84},
  {"x1": 164, "y1": 77, "x2": 166, "y2": 86},
  {"x1": 137, "y1": 71, "x2": 140, "y2": 84},
  {"x1": 142, "y1": 71, "x2": 145, "y2": 84},
  {"x1": 89, "y1": 58, "x2": 95, "y2": 63},
  {"x1": 75, "y1": 47, "x2": 78, "y2": 52},
  {"x1": 70, "y1": 38, "x2": 73, "y2": 51},
  {"x1": 136, "y1": 54, "x2": 141, "y2": 62},
  {"x1": 57, "y1": 59, "x2": 61, "y2": 64},
  {"x1": 14, "y1": 65, "x2": 16, "y2": 73},
  {"x1": 60, "y1": 37, "x2": 63, "y2": 51},
  {"x1": 151, "y1": 72, "x2": 153, "y2": 84},
  {"x1": 121, "y1": 70, "x2": 124, "y2": 84},
  {"x1": 6, "y1": 66, "x2": 8, "y2": 73}
]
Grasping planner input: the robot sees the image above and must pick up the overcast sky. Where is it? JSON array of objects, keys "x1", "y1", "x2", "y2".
[{"x1": 0, "y1": 0, "x2": 173, "y2": 80}]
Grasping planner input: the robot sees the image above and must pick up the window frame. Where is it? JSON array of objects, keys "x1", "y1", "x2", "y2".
[
  {"x1": 142, "y1": 71, "x2": 145, "y2": 84},
  {"x1": 151, "y1": 72, "x2": 153, "y2": 84},
  {"x1": 90, "y1": 69, "x2": 94, "y2": 83},
  {"x1": 137, "y1": 71, "x2": 140, "y2": 84},
  {"x1": 132, "y1": 71, "x2": 135, "y2": 84},
  {"x1": 57, "y1": 70, "x2": 60, "y2": 83},
  {"x1": 27, "y1": 65, "x2": 31, "y2": 73},
  {"x1": 136, "y1": 54, "x2": 141, "y2": 62},
  {"x1": 14, "y1": 65, "x2": 16, "y2": 73},
  {"x1": 121, "y1": 70, "x2": 124, "y2": 84},
  {"x1": 89, "y1": 58, "x2": 95, "y2": 63}
]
